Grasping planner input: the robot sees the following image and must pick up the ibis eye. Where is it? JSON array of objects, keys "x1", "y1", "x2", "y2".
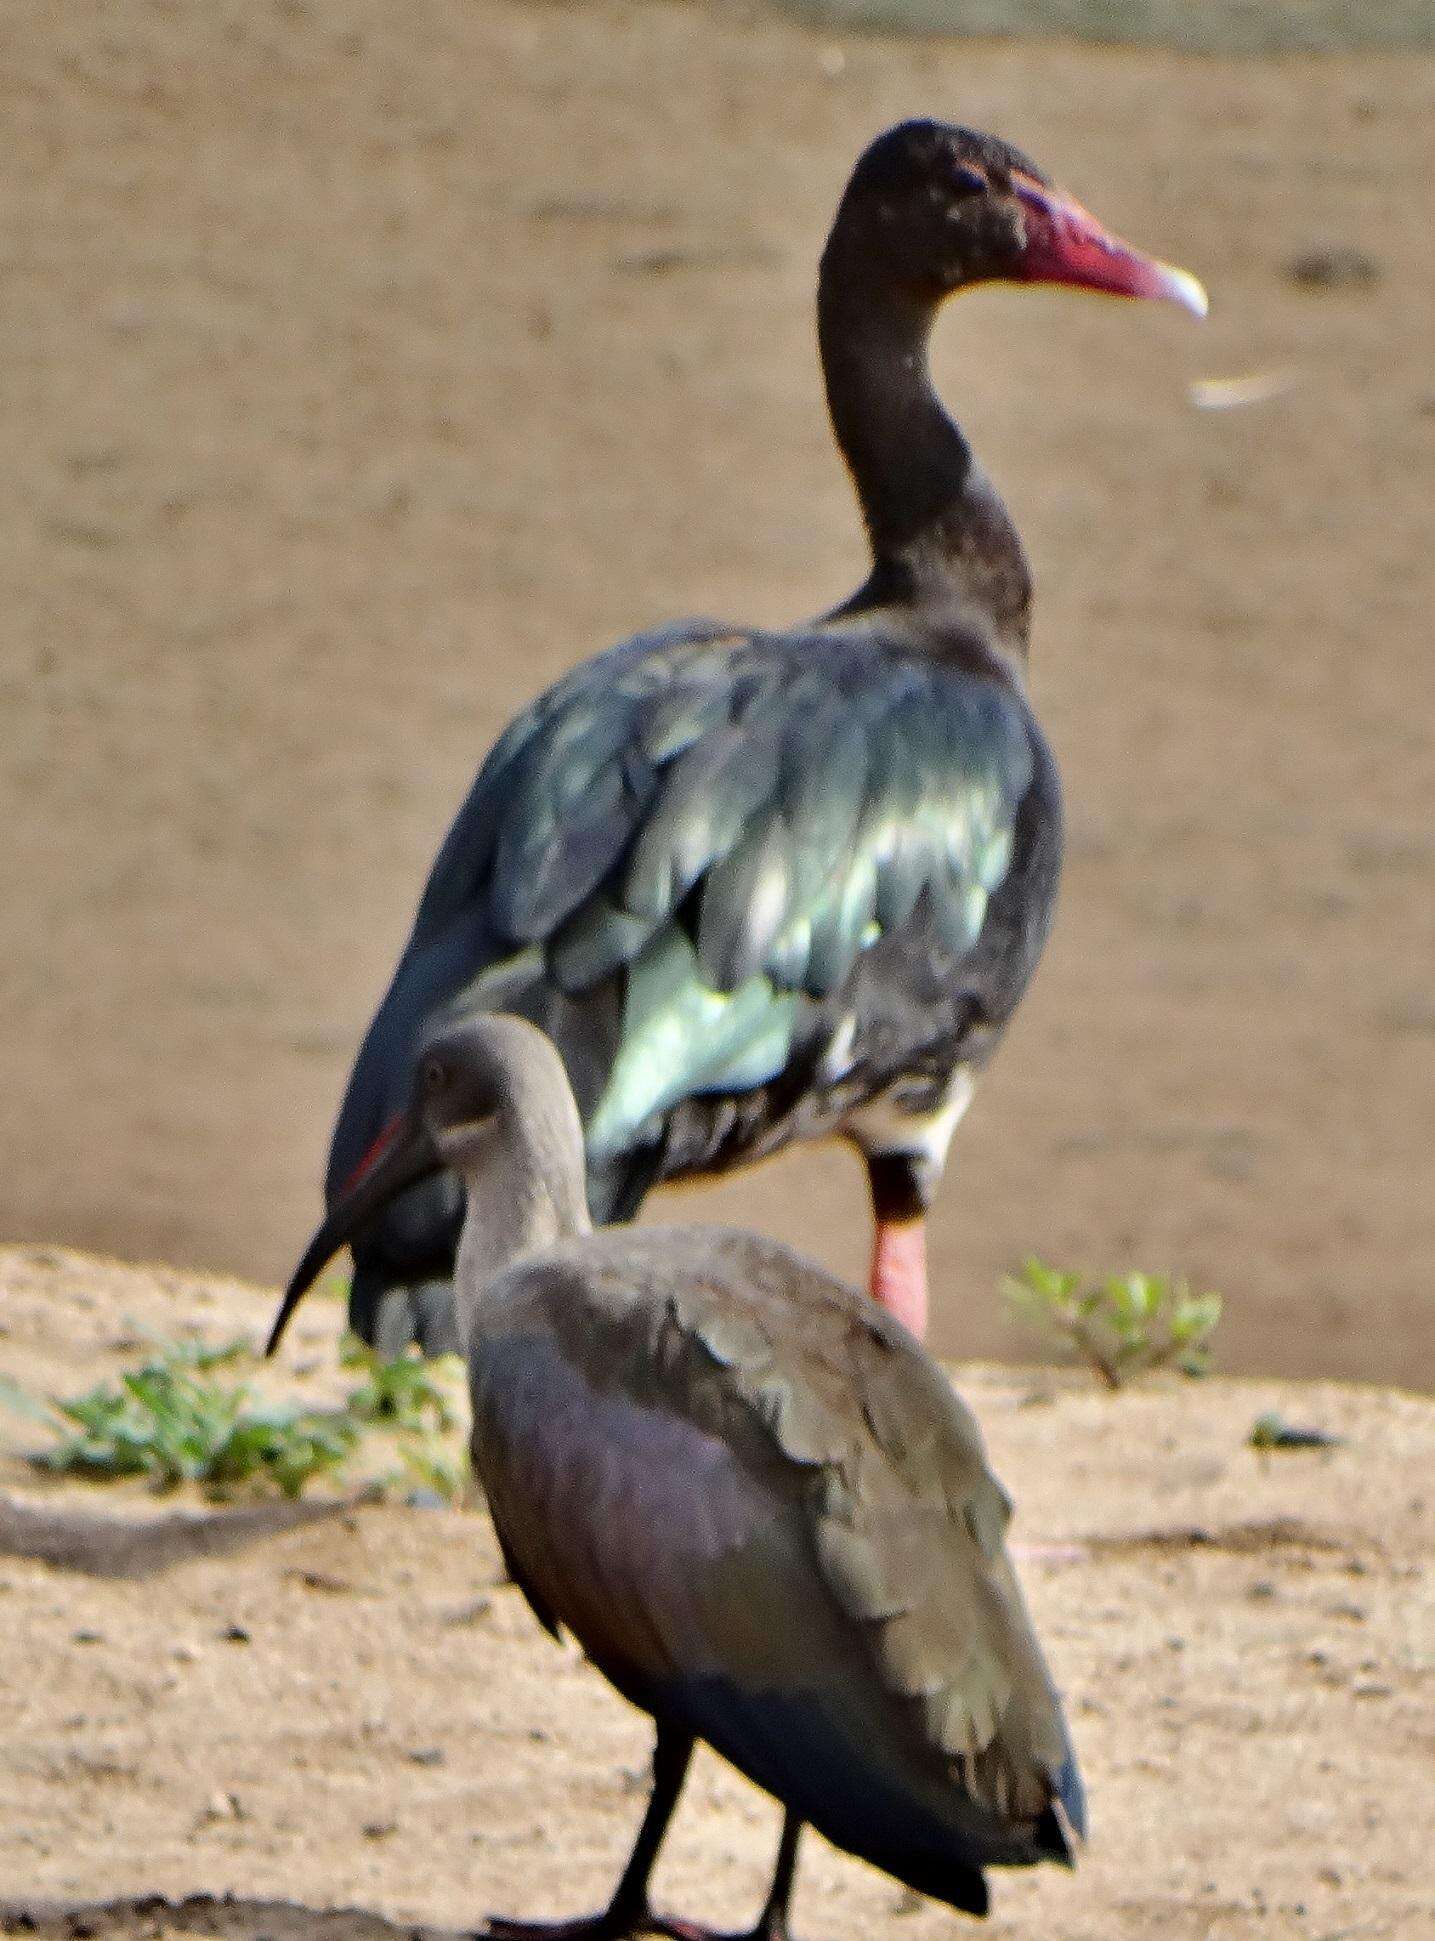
[{"x1": 421, "y1": 1055, "x2": 448, "y2": 1094}]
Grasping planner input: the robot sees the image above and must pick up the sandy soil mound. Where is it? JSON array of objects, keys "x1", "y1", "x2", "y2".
[{"x1": 1, "y1": 1249, "x2": 1430, "y2": 1939}]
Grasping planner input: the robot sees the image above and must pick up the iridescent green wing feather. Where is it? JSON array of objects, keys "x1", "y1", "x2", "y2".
[{"x1": 400, "y1": 621, "x2": 1034, "y2": 1164}]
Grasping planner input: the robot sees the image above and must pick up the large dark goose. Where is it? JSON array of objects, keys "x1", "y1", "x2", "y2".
[
  {"x1": 270, "y1": 1013, "x2": 1085, "y2": 1936},
  {"x1": 324, "y1": 121, "x2": 1204, "y2": 1353}
]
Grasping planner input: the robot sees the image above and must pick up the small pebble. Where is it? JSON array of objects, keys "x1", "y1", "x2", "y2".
[
  {"x1": 221, "y1": 1623, "x2": 251, "y2": 1644},
  {"x1": 1017, "y1": 1385, "x2": 1055, "y2": 1408},
  {"x1": 408, "y1": 1747, "x2": 445, "y2": 1767},
  {"x1": 290, "y1": 1569, "x2": 354, "y2": 1595},
  {"x1": 444, "y1": 1596, "x2": 493, "y2": 1626},
  {"x1": 363, "y1": 1819, "x2": 398, "y2": 1840},
  {"x1": 1285, "y1": 244, "x2": 1381, "y2": 291}
]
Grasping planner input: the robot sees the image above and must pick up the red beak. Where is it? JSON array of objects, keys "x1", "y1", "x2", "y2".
[{"x1": 1011, "y1": 174, "x2": 1207, "y2": 317}]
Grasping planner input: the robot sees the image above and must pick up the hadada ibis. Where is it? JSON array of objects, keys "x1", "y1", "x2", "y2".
[
  {"x1": 269, "y1": 1013, "x2": 1085, "y2": 1935},
  {"x1": 324, "y1": 120, "x2": 1205, "y2": 1354}
]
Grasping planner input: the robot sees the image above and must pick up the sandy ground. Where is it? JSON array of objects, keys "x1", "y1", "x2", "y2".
[
  {"x1": 774, "y1": 0, "x2": 1435, "y2": 57},
  {"x1": 1, "y1": 1248, "x2": 1432, "y2": 1940},
  {"x1": 3, "y1": 1, "x2": 1434, "y2": 1387}
]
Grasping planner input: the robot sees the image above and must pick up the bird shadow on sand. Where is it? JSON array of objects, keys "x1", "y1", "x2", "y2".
[
  {"x1": 0, "y1": 1491, "x2": 358, "y2": 1580},
  {"x1": 0, "y1": 1895, "x2": 469, "y2": 1941}
]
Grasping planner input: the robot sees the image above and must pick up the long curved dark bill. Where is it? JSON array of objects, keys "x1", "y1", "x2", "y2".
[{"x1": 265, "y1": 1111, "x2": 441, "y2": 1357}]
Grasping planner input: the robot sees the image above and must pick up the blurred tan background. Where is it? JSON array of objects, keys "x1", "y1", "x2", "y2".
[{"x1": 3, "y1": 0, "x2": 1432, "y2": 1385}]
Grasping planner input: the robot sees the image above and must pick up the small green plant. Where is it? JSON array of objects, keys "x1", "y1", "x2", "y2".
[
  {"x1": 394, "y1": 1438, "x2": 468, "y2": 1503},
  {"x1": 339, "y1": 1338, "x2": 468, "y2": 1504},
  {"x1": 25, "y1": 1354, "x2": 359, "y2": 1497},
  {"x1": 339, "y1": 1336, "x2": 459, "y2": 1435},
  {"x1": 123, "y1": 1331, "x2": 252, "y2": 1371},
  {"x1": 1, "y1": 1337, "x2": 469, "y2": 1502},
  {"x1": 1002, "y1": 1259, "x2": 1222, "y2": 1390}
]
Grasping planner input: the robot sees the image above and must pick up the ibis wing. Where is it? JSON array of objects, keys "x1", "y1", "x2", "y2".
[
  {"x1": 650, "y1": 1232, "x2": 1081, "y2": 1843},
  {"x1": 472, "y1": 1233, "x2": 1079, "y2": 1876}
]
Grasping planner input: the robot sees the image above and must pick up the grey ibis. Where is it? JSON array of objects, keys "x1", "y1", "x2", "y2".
[
  {"x1": 269, "y1": 1013, "x2": 1085, "y2": 1935},
  {"x1": 324, "y1": 120, "x2": 1205, "y2": 1354}
]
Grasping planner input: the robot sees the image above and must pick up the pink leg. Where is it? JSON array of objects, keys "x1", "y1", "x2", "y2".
[{"x1": 869, "y1": 1217, "x2": 928, "y2": 1339}]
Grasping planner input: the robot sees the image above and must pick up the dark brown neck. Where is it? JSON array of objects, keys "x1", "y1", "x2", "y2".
[{"x1": 817, "y1": 245, "x2": 1031, "y2": 653}]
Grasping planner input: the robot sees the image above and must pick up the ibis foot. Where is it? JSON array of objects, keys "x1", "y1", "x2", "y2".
[
  {"x1": 485, "y1": 1912, "x2": 657, "y2": 1941},
  {"x1": 648, "y1": 1813, "x2": 803, "y2": 1941},
  {"x1": 485, "y1": 1913, "x2": 787, "y2": 1941},
  {"x1": 648, "y1": 1918, "x2": 792, "y2": 1941},
  {"x1": 485, "y1": 1728, "x2": 701, "y2": 1941}
]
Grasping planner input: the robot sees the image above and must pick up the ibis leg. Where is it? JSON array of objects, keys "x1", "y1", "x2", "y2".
[
  {"x1": 650, "y1": 1810, "x2": 805, "y2": 1941},
  {"x1": 487, "y1": 1726, "x2": 694, "y2": 1941},
  {"x1": 751, "y1": 1810, "x2": 803, "y2": 1941}
]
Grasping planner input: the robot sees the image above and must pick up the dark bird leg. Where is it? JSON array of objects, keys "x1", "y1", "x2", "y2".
[
  {"x1": 487, "y1": 1726, "x2": 694, "y2": 1941},
  {"x1": 866, "y1": 1154, "x2": 930, "y2": 1340},
  {"x1": 749, "y1": 1811, "x2": 803, "y2": 1941},
  {"x1": 650, "y1": 1811, "x2": 805, "y2": 1941}
]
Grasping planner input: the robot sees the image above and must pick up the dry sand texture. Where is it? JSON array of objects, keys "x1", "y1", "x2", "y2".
[
  {"x1": 1, "y1": 1249, "x2": 1432, "y2": 1938},
  {"x1": 4, "y1": 1, "x2": 1435, "y2": 1381}
]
